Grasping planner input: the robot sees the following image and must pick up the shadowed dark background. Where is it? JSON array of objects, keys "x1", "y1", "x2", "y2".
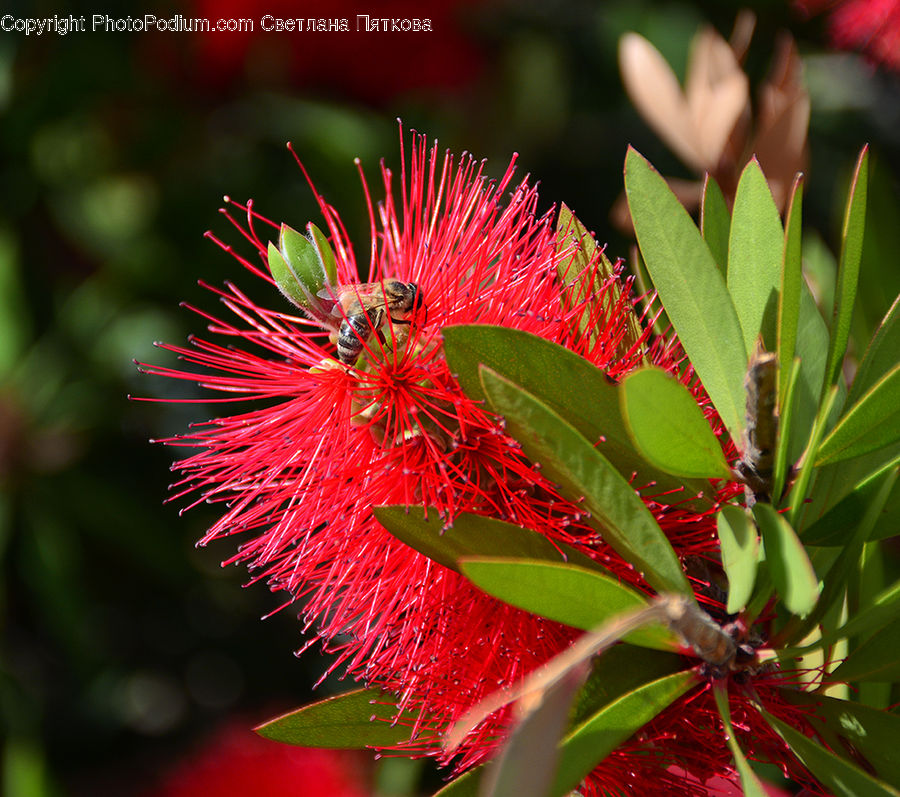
[{"x1": 1, "y1": 1, "x2": 898, "y2": 794}]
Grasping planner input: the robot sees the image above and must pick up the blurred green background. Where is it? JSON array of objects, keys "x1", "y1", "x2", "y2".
[{"x1": 1, "y1": 1, "x2": 898, "y2": 794}]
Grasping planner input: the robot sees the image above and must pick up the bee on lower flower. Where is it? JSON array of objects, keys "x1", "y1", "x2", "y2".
[{"x1": 319, "y1": 280, "x2": 426, "y2": 365}]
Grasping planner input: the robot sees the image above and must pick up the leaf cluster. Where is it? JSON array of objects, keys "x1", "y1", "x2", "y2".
[{"x1": 259, "y1": 148, "x2": 900, "y2": 797}]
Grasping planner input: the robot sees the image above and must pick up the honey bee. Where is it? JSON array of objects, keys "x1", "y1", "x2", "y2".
[{"x1": 318, "y1": 280, "x2": 425, "y2": 365}]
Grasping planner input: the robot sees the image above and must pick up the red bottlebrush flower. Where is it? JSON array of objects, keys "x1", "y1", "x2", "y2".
[
  {"x1": 142, "y1": 130, "x2": 780, "y2": 792},
  {"x1": 586, "y1": 677, "x2": 826, "y2": 797},
  {"x1": 796, "y1": 0, "x2": 900, "y2": 70},
  {"x1": 143, "y1": 723, "x2": 371, "y2": 797}
]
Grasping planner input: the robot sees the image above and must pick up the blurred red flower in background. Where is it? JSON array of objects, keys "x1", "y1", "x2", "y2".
[
  {"x1": 144, "y1": 724, "x2": 370, "y2": 797},
  {"x1": 797, "y1": 0, "x2": 900, "y2": 70},
  {"x1": 143, "y1": 0, "x2": 486, "y2": 100}
]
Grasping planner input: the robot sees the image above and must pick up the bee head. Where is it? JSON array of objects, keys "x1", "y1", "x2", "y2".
[{"x1": 409, "y1": 282, "x2": 427, "y2": 326}]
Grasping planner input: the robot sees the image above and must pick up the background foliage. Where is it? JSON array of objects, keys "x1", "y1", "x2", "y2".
[{"x1": 1, "y1": 0, "x2": 899, "y2": 794}]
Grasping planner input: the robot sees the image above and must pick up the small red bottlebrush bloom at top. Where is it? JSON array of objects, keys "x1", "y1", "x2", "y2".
[
  {"x1": 141, "y1": 130, "x2": 811, "y2": 792},
  {"x1": 796, "y1": 0, "x2": 900, "y2": 71}
]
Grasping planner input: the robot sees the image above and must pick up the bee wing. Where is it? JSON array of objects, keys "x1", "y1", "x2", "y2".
[{"x1": 318, "y1": 284, "x2": 390, "y2": 317}]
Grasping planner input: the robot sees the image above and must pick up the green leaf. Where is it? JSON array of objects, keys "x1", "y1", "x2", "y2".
[
  {"x1": 441, "y1": 325, "x2": 709, "y2": 505},
  {"x1": 459, "y1": 558, "x2": 677, "y2": 650},
  {"x1": 282, "y1": 224, "x2": 329, "y2": 295},
  {"x1": 481, "y1": 665, "x2": 587, "y2": 797},
  {"x1": 780, "y1": 690, "x2": 900, "y2": 789},
  {"x1": 727, "y1": 158, "x2": 784, "y2": 353},
  {"x1": 787, "y1": 285, "x2": 833, "y2": 464},
  {"x1": 717, "y1": 506, "x2": 760, "y2": 614},
  {"x1": 549, "y1": 670, "x2": 697, "y2": 796},
  {"x1": 432, "y1": 767, "x2": 483, "y2": 797},
  {"x1": 789, "y1": 385, "x2": 841, "y2": 529},
  {"x1": 838, "y1": 579, "x2": 900, "y2": 645},
  {"x1": 620, "y1": 367, "x2": 732, "y2": 479},
  {"x1": 437, "y1": 660, "x2": 694, "y2": 797},
  {"x1": 713, "y1": 684, "x2": 768, "y2": 797},
  {"x1": 255, "y1": 688, "x2": 420, "y2": 748},
  {"x1": 816, "y1": 364, "x2": 900, "y2": 466},
  {"x1": 556, "y1": 204, "x2": 644, "y2": 359},
  {"x1": 306, "y1": 222, "x2": 337, "y2": 286},
  {"x1": 802, "y1": 456, "x2": 900, "y2": 545},
  {"x1": 763, "y1": 710, "x2": 900, "y2": 797},
  {"x1": 571, "y1": 645, "x2": 686, "y2": 727},
  {"x1": 822, "y1": 146, "x2": 869, "y2": 396},
  {"x1": 624, "y1": 147, "x2": 747, "y2": 441},
  {"x1": 268, "y1": 242, "x2": 306, "y2": 308},
  {"x1": 849, "y1": 295, "x2": 900, "y2": 406},
  {"x1": 772, "y1": 357, "x2": 801, "y2": 504},
  {"x1": 701, "y1": 174, "x2": 730, "y2": 271},
  {"x1": 778, "y1": 175, "x2": 804, "y2": 410},
  {"x1": 372, "y1": 506, "x2": 597, "y2": 575},
  {"x1": 789, "y1": 464, "x2": 897, "y2": 643},
  {"x1": 753, "y1": 503, "x2": 819, "y2": 616},
  {"x1": 787, "y1": 579, "x2": 900, "y2": 656},
  {"x1": 479, "y1": 366, "x2": 693, "y2": 596},
  {"x1": 831, "y1": 616, "x2": 900, "y2": 683},
  {"x1": 630, "y1": 245, "x2": 669, "y2": 337},
  {"x1": 268, "y1": 224, "x2": 332, "y2": 312},
  {"x1": 804, "y1": 299, "x2": 900, "y2": 532}
]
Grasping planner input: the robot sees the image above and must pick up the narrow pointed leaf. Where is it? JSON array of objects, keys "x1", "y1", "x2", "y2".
[
  {"x1": 753, "y1": 503, "x2": 819, "y2": 616},
  {"x1": 620, "y1": 366, "x2": 732, "y2": 479},
  {"x1": 701, "y1": 174, "x2": 730, "y2": 271},
  {"x1": 728, "y1": 158, "x2": 784, "y2": 352},
  {"x1": 790, "y1": 465, "x2": 897, "y2": 643},
  {"x1": 572, "y1": 645, "x2": 686, "y2": 726},
  {"x1": 481, "y1": 666, "x2": 587, "y2": 797},
  {"x1": 802, "y1": 456, "x2": 900, "y2": 545},
  {"x1": 787, "y1": 285, "x2": 832, "y2": 463},
  {"x1": 268, "y1": 224, "x2": 331, "y2": 312},
  {"x1": 789, "y1": 385, "x2": 840, "y2": 529},
  {"x1": 838, "y1": 579, "x2": 900, "y2": 645},
  {"x1": 822, "y1": 146, "x2": 869, "y2": 395},
  {"x1": 479, "y1": 366, "x2": 692, "y2": 596},
  {"x1": 763, "y1": 710, "x2": 900, "y2": 797},
  {"x1": 434, "y1": 768, "x2": 483, "y2": 797},
  {"x1": 307, "y1": 222, "x2": 338, "y2": 286},
  {"x1": 788, "y1": 580, "x2": 900, "y2": 655},
  {"x1": 442, "y1": 325, "x2": 709, "y2": 505},
  {"x1": 255, "y1": 689, "x2": 420, "y2": 748},
  {"x1": 772, "y1": 357, "x2": 801, "y2": 504},
  {"x1": 831, "y1": 616, "x2": 900, "y2": 683},
  {"x1": 268, "y1": 243, "x2": 306, "y2": 308},
  {"x1": 849, "y1": 295, "x2": 900, "y2": 405},
  {"x1": 778, "y1": 174, "x2": 804, "y2": 409},
  {"x1": 780, "y1": 691, "x2": 900, "y2": 789},
  {"x1": 459, "y1": 558, "x2": 677, "y2": 650},
  {"x1": 556, "y1": 205, "x2": 644, "y2": 358},
  {"x1": 717, "y1": 506, "x2": 760, "y2": 614},
  {"x1": 816, "y1": 364, "x2": 900, "y2": 466},
  {"x1": 713, "y1": 684, "x2": 768, "y2": 797},
  {"x1": 625, "y1": 147, "x2": 747, "y2": 440},
  {"x1": 373, "y1": 506, "x2": 597, "y2": 575},
  {"x1": 280, "y1": 224, "x2": 328, "y2": 297},
  {"x1": 549, "y1": 670, "x2": 697, "y2": 796}
]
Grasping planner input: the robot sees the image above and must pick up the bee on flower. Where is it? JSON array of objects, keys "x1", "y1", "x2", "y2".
[{"x1": 140, "y1": 129, "x2": 819, "y2": 795}]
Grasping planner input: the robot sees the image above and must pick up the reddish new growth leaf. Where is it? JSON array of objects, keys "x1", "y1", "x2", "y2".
[{"x1": 140, "y1": 129, "x2": 790, "y2": 791}]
